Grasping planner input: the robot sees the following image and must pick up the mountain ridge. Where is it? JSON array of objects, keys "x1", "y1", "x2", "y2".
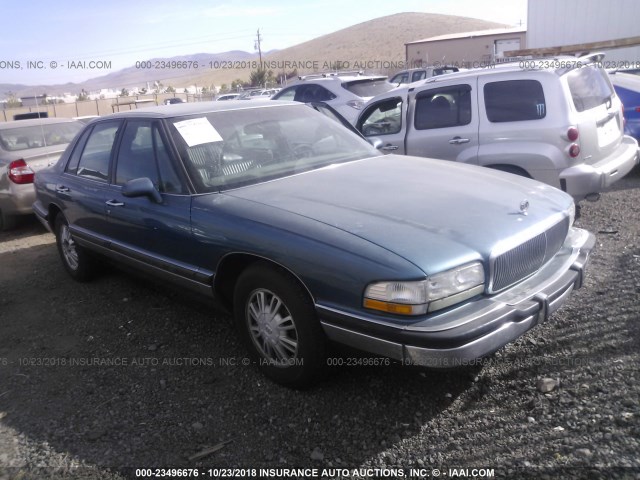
[{"x1": 3, "y1": 12, "x2": 507, "y2": 98}]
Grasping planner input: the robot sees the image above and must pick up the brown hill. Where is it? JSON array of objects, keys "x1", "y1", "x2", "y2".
[
  {"x1": 3, "y1": 12, "x2": 508, "y2": 97},
  {"x1": 176, "y1": 11, "x2": 507, "y2": 88}
]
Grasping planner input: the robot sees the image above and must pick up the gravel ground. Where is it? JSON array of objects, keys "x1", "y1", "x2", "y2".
[{"x1": 0, "y1": 167, "x2": 639, "y2": 480}]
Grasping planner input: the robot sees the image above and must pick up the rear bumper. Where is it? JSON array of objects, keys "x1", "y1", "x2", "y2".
[
  {"x1": 318, "y1": 227, "x2": 595, "y2": 367},
  {"x1": 0, "y1": 183, "x2": 36, "y2": 216},
  {"x1": 560, "y1": 135, "x2": 639, "y2": 201}
]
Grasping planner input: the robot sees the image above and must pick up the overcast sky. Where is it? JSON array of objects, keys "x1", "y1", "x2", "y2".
[{"x1": 1, "y1": 0, "x2": 527, "y2": 86}]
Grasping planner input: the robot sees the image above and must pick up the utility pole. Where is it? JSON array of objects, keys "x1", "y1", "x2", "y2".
[{"x1": 254, "y1": 29, "x2": 263, "y2": 67}]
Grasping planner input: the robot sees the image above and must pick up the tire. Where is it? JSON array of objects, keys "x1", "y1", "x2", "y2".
[
  {"x1": 54, "y1": 214, "x2": 97, "y2": 281},
  {"x1": 233, "y1": 262, "x2": 326, "y2": 388}
]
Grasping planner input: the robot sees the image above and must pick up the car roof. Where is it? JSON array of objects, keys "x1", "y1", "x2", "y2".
[
  {"x1": 0, "y1": 117, "x2": 80, "y2": 130},
  {"x1": 96, "y1": 99, "x2": 304, "y2": 121},
  {"x1": 287, "y1": 74, "x2": 387, "y2": 85},
  {"x1": 381, "y1": 55, "x2": 606, "y2": 96}
]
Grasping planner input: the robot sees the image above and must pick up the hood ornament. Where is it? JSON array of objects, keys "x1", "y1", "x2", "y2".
[{"x1": 519, "y1": 199, "x2": 530, "y2": 216}]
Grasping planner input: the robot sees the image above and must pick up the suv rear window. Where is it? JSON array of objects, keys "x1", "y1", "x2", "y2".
[
  {"x1": 566, "y1": 64, "x2": 614, "y2": 112},
  {"x1": 484, "y1": 80, "x2": 546, "y2": 122},
  {"x1": 343, "y1": 79, "x2": 394, "y2": 98}
]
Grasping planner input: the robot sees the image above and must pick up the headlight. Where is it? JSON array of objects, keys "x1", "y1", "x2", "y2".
[{"x1": 364, "y1": 262, "x2": 485, "y2": 316}]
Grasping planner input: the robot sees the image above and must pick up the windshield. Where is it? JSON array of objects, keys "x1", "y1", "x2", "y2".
[
  {"x1": 0, "y1": 121, "x2": 82, "y2": 152},
  {"x1": 566, "y1": 64, "x2": 614, "y2": 112},
  {"x1": 342, "y1": 78, "x2": 395, "y2": 98},
  {"x1": 168, "y1": 104, "x2": 378, "y2": 192}
]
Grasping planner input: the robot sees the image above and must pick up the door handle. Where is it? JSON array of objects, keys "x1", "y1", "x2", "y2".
[
  {"x1": 381, "y1": 144, "x2": 399, "y2": 151},
  {"x1": 449, "y1": 137, "x2": 470, "y2": 145},
  {"x1": 56, "y1": 186, "x2": 70, "y2": 193},
  {"x1": 105, "y1": 200, "x2": 125, "y2": 207}
]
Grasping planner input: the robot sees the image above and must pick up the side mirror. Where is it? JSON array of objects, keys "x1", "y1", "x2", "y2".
[{"x1": 122, "y1": 177, "x2": 162, "y2": 203}]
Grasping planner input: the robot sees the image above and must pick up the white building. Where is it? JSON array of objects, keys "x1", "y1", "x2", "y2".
[{"x1": 526, "y1": 0, "x2": 640, "y2": 64}]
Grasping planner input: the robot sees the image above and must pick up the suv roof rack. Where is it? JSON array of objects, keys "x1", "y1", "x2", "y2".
[{"x1": 298, "y1": 70, "x2": 365, "y2": 80}]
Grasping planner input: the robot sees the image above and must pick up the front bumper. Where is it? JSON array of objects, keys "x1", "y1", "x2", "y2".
[
  {"x1": 318, "y1": 227, "x2": 595, "y2": 368},
  {"x1": 559, "y1": 135, "x2": 638, "y2": 201}
]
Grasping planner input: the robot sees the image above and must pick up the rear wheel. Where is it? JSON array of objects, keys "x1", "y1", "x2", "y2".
[
  {"x1": 233, "y1": 262, "x2": 326, "y2": 388},
  {"x1": 54, "y1": 214, "x2": 97, "y2": 281}
]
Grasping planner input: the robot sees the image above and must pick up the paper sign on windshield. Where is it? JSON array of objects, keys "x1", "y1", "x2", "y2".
[{"x1": 173, "y1": 117, "x2": 223, "y2": 147}]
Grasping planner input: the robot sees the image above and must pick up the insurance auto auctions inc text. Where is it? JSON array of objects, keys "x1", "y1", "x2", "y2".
[{"x1": 194, "y1": 467, "x2": 496, "y2": 478}]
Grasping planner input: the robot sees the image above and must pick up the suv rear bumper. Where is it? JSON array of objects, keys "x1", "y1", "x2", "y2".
[
  {"x1": 317, "y1": 227, "x2": 595, "y2": 367},
  {"x1": 560, "y1": 135, "x2": 639, "y2": 201}
]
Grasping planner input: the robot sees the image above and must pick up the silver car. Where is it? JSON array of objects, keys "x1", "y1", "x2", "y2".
[
  {"x1": 357, "y1": 54, "x2": 639, "y2": 203},
  {"x1": 272, "y1": 72, "x2": 394, "y2": 124},
  {"x1": 0, "y1": 118, "x2": 82, "y2": 229}
]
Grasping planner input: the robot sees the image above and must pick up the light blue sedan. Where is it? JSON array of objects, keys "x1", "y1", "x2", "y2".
[{"x1": 33, "y1": 100, "x2": 595, "y2": 387}]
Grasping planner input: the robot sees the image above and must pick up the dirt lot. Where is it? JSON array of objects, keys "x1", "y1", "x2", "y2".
[{"x1": 1, "y1": 168, "x2": 639, "y2": 480}]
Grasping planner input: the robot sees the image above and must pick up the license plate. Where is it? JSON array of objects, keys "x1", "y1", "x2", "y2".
[{"x1": 597, "y1": 116, "x2": 619, "y2": 147}]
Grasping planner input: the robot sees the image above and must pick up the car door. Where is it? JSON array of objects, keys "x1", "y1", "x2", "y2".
[
  {"x1": 104, "y1": 119, "x2": 197, "y2": 271},
  {"x1": 404, "y1": 80, "x2": 480, "y2": 164},
  {"x1": 357, "y1": 95, "x2": 408, "y2": 154},
  {"x1": 57, "y1": 120, "x2": 123, "y2": 244}
]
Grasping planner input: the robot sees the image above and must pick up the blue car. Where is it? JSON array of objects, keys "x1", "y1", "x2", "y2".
[
  {"x1": 33, "y1": 100, "x2": 595, "y2": 387},
  {"x1": 610, "y1": 71, "x2": 640, "y2": 142}
]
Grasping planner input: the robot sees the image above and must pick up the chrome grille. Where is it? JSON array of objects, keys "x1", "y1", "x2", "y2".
[{"x1": 491, "y1": 217, "x2": 570, "y2": 292}]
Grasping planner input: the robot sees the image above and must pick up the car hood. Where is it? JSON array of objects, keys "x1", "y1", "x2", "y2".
[{"x1": 224, "y1": 155, "x2": 573, "y2": 274}]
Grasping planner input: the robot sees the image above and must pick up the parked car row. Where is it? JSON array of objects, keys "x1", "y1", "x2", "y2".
[{"x1": 387, "y1": 65, "x2": 462, "y2": 85}]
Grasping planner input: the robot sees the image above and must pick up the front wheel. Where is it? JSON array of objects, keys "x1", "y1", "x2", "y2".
[
  {"x1": 54, "y1": 214, "x2": 97, "y2": 281},
  {"x1": 233, "y1": 262, "x2": 326, "y2": 388}
]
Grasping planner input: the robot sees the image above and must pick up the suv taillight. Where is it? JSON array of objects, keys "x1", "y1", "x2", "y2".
[
  {"x1": 565, "y1": 127, "x2": 580, "y2": 158},
  {"x1": 8, "y1": 159, "x2": 35, "y2": 184},
  {"x1": 569, "y1": 144, "x2": 581, "y2": 158},
  {"x1": 567, "y1": 127, "x2": 579, "y2": 142}
]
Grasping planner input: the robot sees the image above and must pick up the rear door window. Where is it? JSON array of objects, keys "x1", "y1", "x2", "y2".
[
  {"x1": 415, "y1": 85, "x2": 472, "y2": 129},
  {"x1": 566, "y1": 64, "x2": 614, "y2": 112},
  {"x1": 484, "y1": 80, "x2": 546, "y2": 122},
  {"x1": 72, "y1": 121, "x2": 121, "y2": 182},
  {"x1": 294, "y1": 85, "x2": 336, "y2": 102},
  {"x1": 343, "y1": 79, "x2": 395, "y2": 97},
  {"x1": 411, "y1": 70, "x2": 427, "y2": 82}
]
